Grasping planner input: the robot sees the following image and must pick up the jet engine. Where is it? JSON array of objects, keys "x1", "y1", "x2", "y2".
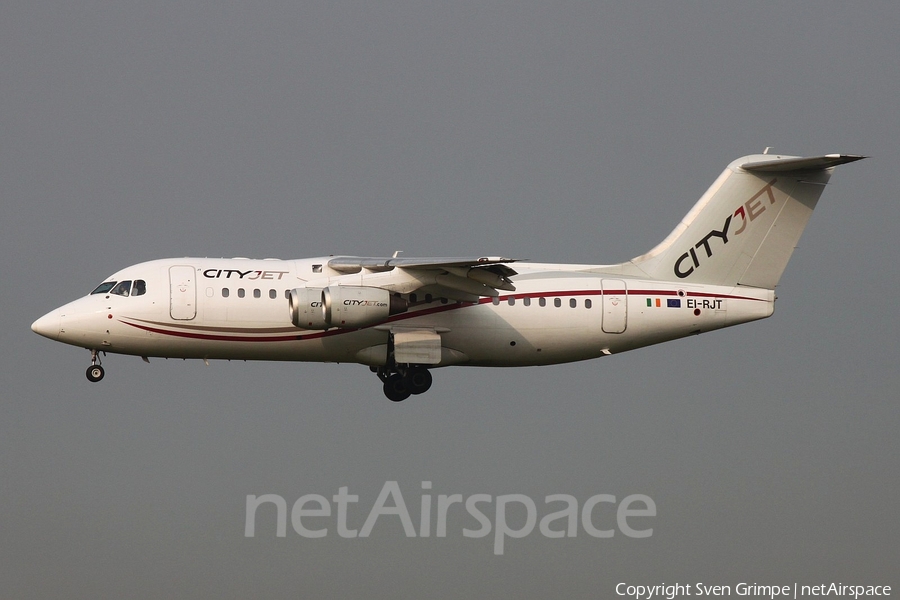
[
  {"x1": 289, "y1": 288, "x2": 327, "y2": 329},
  {"x1": 290, "y1": 286, "x2": 408, "y2": 329}
]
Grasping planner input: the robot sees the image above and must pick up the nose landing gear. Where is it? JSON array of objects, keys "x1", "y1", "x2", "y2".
[
  {"x1": 375, "y1": 365, "x2": 433, "y2": 402},
  {"x1": 85, "y1": 349, "x2": 105, "y2": 382}
]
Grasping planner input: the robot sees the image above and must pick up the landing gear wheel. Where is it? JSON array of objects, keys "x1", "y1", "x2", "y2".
[
  {"x1": 405, "y1": 368, "x2": 432, "y2": 395},
  {"x1": 86, "y1": 365, "x2": 105, "y2": 382},
  {"x1": 383, "y1": 373, "x2": 411, "y2": 402}
]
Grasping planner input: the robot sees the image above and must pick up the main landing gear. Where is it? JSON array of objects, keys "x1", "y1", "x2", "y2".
[
  {"x1": 375, "y1": 366, "x2": 433, "y2": 402},
  {"x1": 86, "y1": 349, "x2": 105, "y2": 382}
]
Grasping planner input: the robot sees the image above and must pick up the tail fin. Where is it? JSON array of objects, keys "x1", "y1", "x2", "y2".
[{"x1": 628, "y1": 153, "x2": 864, "y2": 288}]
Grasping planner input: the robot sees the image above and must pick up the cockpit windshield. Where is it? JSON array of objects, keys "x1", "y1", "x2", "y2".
[
  {"x1": 110, "y1": 281, "x2": 132, "y2": 297},
  {"x1": 91, "y1": 281, "x2": 117, "y2": 295},
  {"x1": 90, "y1": 279, "x2": 147, "y2": 296}
]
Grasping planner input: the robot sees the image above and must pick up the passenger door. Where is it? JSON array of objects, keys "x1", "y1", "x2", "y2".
[
  {"x1": 601, "y1": 279, "x2": 627, "y2": 334},
  {"x1": 169, "y1": 265, "x2": 197, "y2": 320}
]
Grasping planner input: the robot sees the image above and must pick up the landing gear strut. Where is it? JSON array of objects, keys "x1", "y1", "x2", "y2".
[
  {"x1": 86, "y1": 349, "x2": 105, "y2": 382},
  {"x1": 375, "y1": 365, "x2": 433, "y2": 402}
]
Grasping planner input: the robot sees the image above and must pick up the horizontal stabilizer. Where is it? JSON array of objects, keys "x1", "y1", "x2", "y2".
[{"x1": 741, "y1": 154, "x2": 866, "y2": 172}]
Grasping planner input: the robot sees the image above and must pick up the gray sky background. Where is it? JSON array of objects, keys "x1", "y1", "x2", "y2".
[{"x1": 2, "y1": 2, "x2": 898, "y2": 598}]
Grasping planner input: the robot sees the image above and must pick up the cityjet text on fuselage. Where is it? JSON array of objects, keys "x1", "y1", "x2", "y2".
[{"x1": 202, "y1": 268, "x2": 289, "y2": 281}]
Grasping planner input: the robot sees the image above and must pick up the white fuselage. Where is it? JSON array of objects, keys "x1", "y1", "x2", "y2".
[
  {"x1": 34, "y1": 257, "x2": 774, "y2": 368},
  {"x1": 30, "y1": 153, "x2": 862, "y2": 399}
]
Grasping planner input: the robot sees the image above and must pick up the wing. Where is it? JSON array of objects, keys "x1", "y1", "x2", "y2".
[{"x1": 326, "y1": 255, "x2": 519, "y2": 301}]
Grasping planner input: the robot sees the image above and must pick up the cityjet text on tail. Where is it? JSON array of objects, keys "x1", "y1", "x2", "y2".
[{"x1": 32, "y1": 153, "x2": 864, "y2": 401}]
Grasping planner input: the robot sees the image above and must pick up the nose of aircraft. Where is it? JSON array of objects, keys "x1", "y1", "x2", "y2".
[{"x1": 31, "y1": 309, "x2": 61, "y2": 340}]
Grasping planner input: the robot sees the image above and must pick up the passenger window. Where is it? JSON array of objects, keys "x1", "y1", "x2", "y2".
[
  {"x1": 110, "y1": 281, "x2": 132, "y2": 297},
  {"x1": 492, "y1": 297, "x2": 500, "y2": 306},
  {"x1": 238, "y1": 288, "x2": 245, "y2": 298},
  {"x1": 91, "y1": 281, "x2": 116, "y2": 295},
  {"x1": 523, "y1": 297, "x2": 531, "y2": 307},
  {"x1": 222, "y1": 288, "x2": 230, "y2": 298},
  {"x1": 554, "y1": 298, "x2": 561, "y2": 308},
  {"x1": 253, "y1": 289, "x2": 261, "y2": 298},
  {"x1": 133, "y1": 280, "x2": 147, "y2": 296},
  {"x1": 539, "y1": 297, "x2": 546, "y2": 307},
  {"x1": 508, "y1": 297, "x2": 515, "y2": 306},
  {"x1": 569, "y1": 298, "x2": 576, "y2": 308},
  {"x1": 284, "y1": 290, "x2": 290, "y2": 299},
  {"x1": 585, "y1": 299, "x2": 592, "y2": 309},
  {"x1": 269, "y1": 289, "x2": 277, "y2": 299}
]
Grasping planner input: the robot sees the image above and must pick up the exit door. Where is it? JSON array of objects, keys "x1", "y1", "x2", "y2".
[
  {"x1": 601, "y1": 279, "x2": 627, "y2": 334},
  {"x1": 169, "y1": 265, "x2": 197, "y2": 320}
]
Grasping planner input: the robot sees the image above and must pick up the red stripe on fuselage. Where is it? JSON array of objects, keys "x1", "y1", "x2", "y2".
[{"x1": 120, "y1": 288, "x2": 765, "y2": 343}]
